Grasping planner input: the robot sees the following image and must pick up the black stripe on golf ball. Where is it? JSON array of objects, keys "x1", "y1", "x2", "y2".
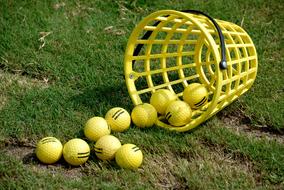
[
  {"x1": 77, "y1": 155, "x2": 89, "y2": 158},
  {"x1": 41, "y1": 137, "x2": 55, "y2": 142},
  {"x1": 114, "y1": 110, "x2": 125, "y2": 120},
  {"x1": 41, "y1": 140, "x2": 57, "y2": 144},
  {"x1": 194, "y1": 97, "x2": 207, "y2": 107},
  {"x1": 165, "y1": 112, "x2": 171, "y2": 118},
  {"x1": 165, "y1": 112, "x2": 172, "y2": 120},
  {"x1": 112, "y1": 109, "x2": 123, "y2": 119},
  {"x1": 77, "y1": 151, "x2": 90, "y2": 155},
  {"x1": 132, "y1": 147, "x2": 140, "y2": 152},
  {"x1": 94, "y1": 150, "x2": 102, "y2": 154}
]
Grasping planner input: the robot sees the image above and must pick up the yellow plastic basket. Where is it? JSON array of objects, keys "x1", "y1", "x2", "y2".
[{"x1": 124, "y1": 10, "x2": 258, "y2": 132}]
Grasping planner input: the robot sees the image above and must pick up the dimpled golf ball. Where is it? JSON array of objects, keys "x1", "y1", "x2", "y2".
[
  {"x1": 35, "y1": 137, "x2": 63, "y2": 164},
  {"x1": 84, "y1": 116, "x2": 111, "y2": 141},
  {"x1": 131, "y1": 103, "x2": 157, "y2": 128},
  {"x1": 94, "y1": 135, "x2": 121, "y2": 160},
  {"x1": 105, "y1": 107, "x2": 131, "y2": 132},
  {"x1": 115, "y1": 144, "x2": 143, "y2": 169},
  {"x1": 150, "y1": 89, "x2": 177, "y2": 114},
  {"x1": 63, "y1": 138, "x2": 90, "y2": 166},
  {"x1": 183, "y1": 83, "x2": 209, "y2": 109},
  {"x1": 165, "y1": 100, "x2": 192, "y2": 127}
]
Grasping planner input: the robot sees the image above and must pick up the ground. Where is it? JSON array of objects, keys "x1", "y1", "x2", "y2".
[{"x1": 0, "y1": 0, "x2": 283, "y2": 189}]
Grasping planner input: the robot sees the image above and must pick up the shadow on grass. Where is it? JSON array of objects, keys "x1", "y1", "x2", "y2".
[{"x1": 71, "y1": 84, "x2": 133, "y2": 113}]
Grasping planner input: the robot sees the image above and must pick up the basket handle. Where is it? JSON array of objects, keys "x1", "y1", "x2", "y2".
[{"x1": 132, "y1": 10, "x2": 227, "y2": 70}]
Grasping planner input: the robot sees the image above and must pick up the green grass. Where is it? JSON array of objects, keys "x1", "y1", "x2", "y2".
[{"x1": 0, "y1": 0, "x2": 283, "y2": 189}]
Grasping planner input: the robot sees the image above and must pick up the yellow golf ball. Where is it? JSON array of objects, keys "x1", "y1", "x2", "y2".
[
  {"x1": 115, "y1": 144, "x2": 143, "y2": 169},
  {"x1": 165, "y1": 100, "x2": 192, "y2": 127},
  {"x1": 105, "y1": 107, "x2": 131, "y2": 132},
  {"x1": 150, "y1": 89, "x2": 177, "y2": 114},
  {"x1": 131, "y1": 103, "x2": 157, "y2": 128},
  {"x1": 183, "y1": 83, "x2": 209, "y2": 109},
  {"x1": 63, "y1": 138, "x2": 90, "y2": 166},
  {"x1": 94, "y1": 135, "x2": 121, "y2": 161},
  {"x1": 84, "y1": 117, "x2": 111, "y2": 141},
  {"x1": 35, "y1": 137, "x2": 63, "y2": 164}
]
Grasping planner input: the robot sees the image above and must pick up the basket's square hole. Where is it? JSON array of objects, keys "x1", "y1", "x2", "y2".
[
  {"x1": 151, "y1": 73, "x2": 164, "y2": 86},
  {"x1": 179, "y1": 23, "x2": 189, "y2": 30},
  {"x1": 231, "y1": 62, "x2": 239, "y2": 76},
  {"x1": 171, "y1": 83, "x2": 185, "y2": 94},
  {"x1": 187, "y1": 33, "x2": 199, "y2": 40},
  {"x1": 133, "y1": 60, "x2": 145, "y2": 73},
  {"x1": 167, "y1": 70, "x2": 180, "y2": 82},
  {"x1": 182, "y1": 67, "x2": 196, "y2": 78},
  {"x1": 182, "y1": 56, "x2": 193, "y2": 65},
  {"x1": 183, "y1": 43, "x2": 195, "y2": 52},
  {"x1": 156, "y1": 31, "x2": 168, "y2": 40},
  {"x1": 230, "y1": 80, "x2": 237, "y2": 90},
  {"x1": 164, "y1": 21, "x2": 175, "y2": 28},
  {"x1": 240, "y1": 61, "x2": 248, "y2": 72},
  {"x1": 171, "y1": 32, "x2": 183, "y2": 40},
  {"x1": 151, "y1": 44, "x2": 163, "y2": 54},
  {"x1": 167, "y1": 44, "x2": 179, "y2": 53},
  {"x1": 223, "y1": 33, "x2": 230, "y2": 42},
  {"x1": 246, "y1": 47, "x2": 255, "y2": 57},
  {"x1": 221, "y1": 84, "x2": 228, "y2": 93},
  {"x1": 232, "y1": 36, "x2": 240, "y2": 44},
  {"x1": 239, "y1": 76, "x2": 247, "y2": 86},
  {"x1": 166, "y1": 57, "x2": 177, "y2": 68},
  {"x1": 238, "y1": 48, "x2": 245, "y2": 58},
  {"x1": 249, "y1": 59, "x2": 257, "y2": 69},
  {"x1": 229, "y1": 49, "x2": 237, "y2": 60},
  {"x1": 150, "y1": 58, "x2": 161, "y2": 71},
  {"x1": 140, "y1": 92, "x2": 152, "y2": 103},
  {"x1": 135, "y1": 76, "x2": 148, "y2": 91}
]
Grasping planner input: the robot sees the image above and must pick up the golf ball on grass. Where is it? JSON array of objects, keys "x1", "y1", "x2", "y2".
[
  {"x1": 183, "y1": 83, "x2": 209, "y2": 109},
  {"x1": 105, "y1": 107, "x2": 131, "y2": 132},
  {"x1": 115, "y1": 144, "x2": 143, "y2": 169},
  {"x1": 63, "y1": 138, "x2": 90, "y2": 166},
  {"x1": 150, "y1": 89, "x2": 177, "y2": 114},
  {"x1": 165, "y1": 100, "x2": 192, "y2": 127},
  {"x1": 94, "y1": 135, "x2": 121, "y2": 161},
  {"x1": 35, "y1": 137, "x2": 63, "y2": 164},
  {"x1": 131, "y1": 103, "x2": 157, "y2": 128},
  {"x1": 84, "y1": 117, "x2": 111, "y2": 141}
]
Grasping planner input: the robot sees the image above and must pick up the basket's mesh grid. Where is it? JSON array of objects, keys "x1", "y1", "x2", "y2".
[{"x1": 125, "y1": 11, "x2": 257, "y2": 130}]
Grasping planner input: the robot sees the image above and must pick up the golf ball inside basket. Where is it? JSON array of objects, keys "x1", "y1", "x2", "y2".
[
  {"x1": 115, "y1": 144, "x2": 143, "y2": 169},
  {"x1": 63, "y1": 138, "x2": 90, "y2": 166},
  {"x1": 165, "y1": 100, "x2": 192, "y2": 127},
  {"x1": 84, "y1": 116, "x2": 111, "y2": 141},
  {"x1": 105, "y1": 107, "x2": 131, "y2": 132},
  {"x1": 131, "y1": 103, "x2": 157, "y2": 128},
  {"x1": 35, "y1": 137, "x2": 63, "y2": 164},
  {"x1": 94, "y1": 135, "x2": 121, "y2": 161},
  {"x1": 183, "y1": 83, "x2": 209, "y2": 109},
  {"x1": 150, "y1": 89, "x2": 177, "y2": 114}
]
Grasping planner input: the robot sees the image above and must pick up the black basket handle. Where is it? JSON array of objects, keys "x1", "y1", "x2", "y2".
[{"x1": 132, "y1": 10, "x2": 227, "y2": 70}]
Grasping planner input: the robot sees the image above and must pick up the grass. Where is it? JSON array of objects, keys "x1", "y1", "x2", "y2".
[{"x1": 0, "y1": 0, "x2": 283, "y2": 189}]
